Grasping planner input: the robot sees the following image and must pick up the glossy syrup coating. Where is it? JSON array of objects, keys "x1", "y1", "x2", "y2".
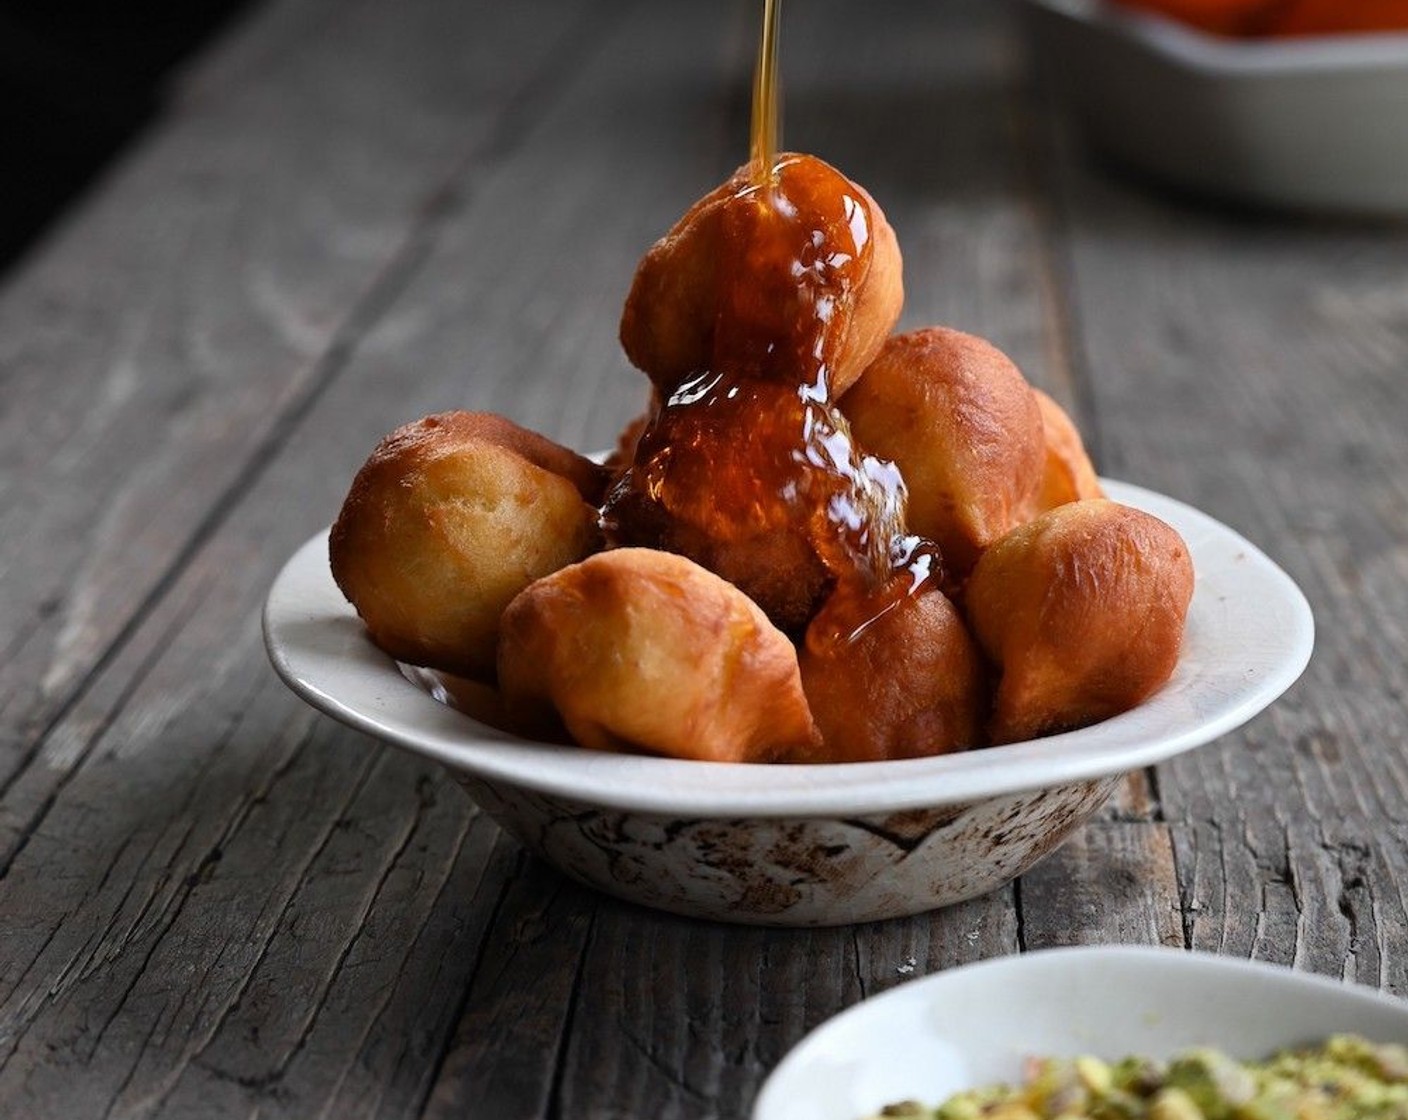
[
  {"x1": 841, "y1": 327, "x2": 1046, "y2": 578},
  {"x1": 602, "y1": 389, "x2": 660, "y2": 481},
  {"x1": 800, "y1": 563, "x2": 988, "y2": 762},
  {"x1": 607, "y1": 154, "x2": 915, "y2": 634},
  {"x1": 619, "y1": 153, "x2": 903, "y2": 398},
  {"x1": 602, "y1": 374, "x2": 907, "y2": 632}
]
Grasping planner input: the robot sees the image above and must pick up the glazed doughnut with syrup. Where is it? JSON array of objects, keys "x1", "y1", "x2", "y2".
[{"x1": 605, "y1": 153, "x2": 914, "y2": 635}]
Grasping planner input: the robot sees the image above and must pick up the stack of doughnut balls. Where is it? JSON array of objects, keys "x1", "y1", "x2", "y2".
[{"x1": 330, "y1": 154, "x2": 1194, "y2": 765}]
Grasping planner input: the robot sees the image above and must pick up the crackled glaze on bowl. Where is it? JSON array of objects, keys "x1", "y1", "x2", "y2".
[{"x1": 456, "y1": 774, "x2": 1119, "y2": 925}]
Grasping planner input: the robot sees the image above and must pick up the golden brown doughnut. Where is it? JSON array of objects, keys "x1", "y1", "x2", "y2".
[
  {"x1": 841, "y1": 327, "x2": 1045, "y2": 577},
  {"x1": 329, "y1": 411, "x2": 606, "y2": 679},
  {"x1": 1031, "y1": 388, "x2": 1103, "y2": 514},
  {"x1": 799, "y1": 575, "x2": 987, "y2": 761},
  {"x1": 619, "y1": 153, "x2": 903, "y2": 397},
  {"x1": 498, "y1": 548, "x2": 821, "y2": 762},
  {"x1": 965, "y1": 499, "x2": 1195, "y2": 745}
]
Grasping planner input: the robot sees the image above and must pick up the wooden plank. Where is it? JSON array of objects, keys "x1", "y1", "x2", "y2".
[
  {"x1": 547, "y1": 894, "x2": 1019, "y2": 1120},
  {"x1": 166, "y1": 0, "x2": 349, "y2": 108},
  {"x1": 0, "y1": 0, "x2": 799, "y2": 1115},
  {"x1": 0, "y1": 0, "x2": 608, "y2": 867},
  {"x1": 0, "y1": 0, "x2": 681, "y2": 1114},
  {"x1": 419, "y1": 867, "x2": 598, "y2": 1120},
  {"x1": 1030, "y1": 59, "x2": 1408, "y2": 982},
  {"x1": 22, "y1": 1, "x2": 1408, "y2": 1118},
  {"x1": 1019, "y1": 823, "x2": 1185, "y2": 950},
  {"x1": 0, "y1": 0, "x2": 593, "y2": 801},
  {"x1": 1171, "y1": 812, "x2": 1408, "y2": 996}
]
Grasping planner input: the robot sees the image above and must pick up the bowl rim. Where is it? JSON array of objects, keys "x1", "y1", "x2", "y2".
[
  {"x1": 263, "y1": 479, "x2": 1313, "y2": 818},
  {"x1": 1025, "y1": 0, "x2": 1408, "y2": 74},
  {"x1": 751, "y1": 945, "x2": 1408, "y2": 1120}
]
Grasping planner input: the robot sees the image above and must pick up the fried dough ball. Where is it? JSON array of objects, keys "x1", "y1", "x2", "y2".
[
  {"x1": 497, "y1": 548, "x2": 821, "y2": 762},
  {"x1": 329, "y1": 411, "x2": 607, "y2": 679},
  {"x1": 601, "y1": 375, "x2": 907, "y2": 632},
  {"x1": 841, "y1": 327, "x2": 1045, "y2": 576},
  {"x1": 1031, "y1": 388, "x2": 1104, "y2": 514},
  {"x1": 799, "y1": 574, "x2": 987, "y2": 762},
  {"x1": 965, "y1": 499, "x2": 1195, "y2": 745},
  {"x1": 620, "y1": 153, "x2": 903, "y2": 397}
]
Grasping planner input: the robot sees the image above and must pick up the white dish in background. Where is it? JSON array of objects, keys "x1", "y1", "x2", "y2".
[
  {"x1": 263, "y1": 479, "x2": 1312, "y2": 926},
  {"x1": 1021, "y1": 0, "x2": 1408, "y2": 214},
  {"x1": 753, "y1": 946, "x2": 1408, "y2": 1120}
]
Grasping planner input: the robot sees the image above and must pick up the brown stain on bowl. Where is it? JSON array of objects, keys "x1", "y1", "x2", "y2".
[{"x1": 449, "y1": 771, "x2": 1123, "y2": 926}]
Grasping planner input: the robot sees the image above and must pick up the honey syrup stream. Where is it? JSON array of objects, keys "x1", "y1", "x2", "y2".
[
  {"x1": 750, "y1": 0, "x2": 782, "y2": 183},
  {"x1": 606, "y1": 0, "x2": 945, "y2": 650}
]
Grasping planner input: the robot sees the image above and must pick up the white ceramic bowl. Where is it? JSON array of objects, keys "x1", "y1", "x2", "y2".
[
  {"x1": 263, "y1": 479, "x2": 1312, "y2": 927},
  {"x1": 754, "y1": 946, "x2": 1408, "y2": 1120},
  {"x1": 1022, "y1": 0, "x2": 1408, "y2": 214}
]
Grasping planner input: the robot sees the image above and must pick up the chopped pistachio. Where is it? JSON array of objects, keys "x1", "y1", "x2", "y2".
[
  {"x1": 1147, "y1": 1088, "x2": 1203, "y2": 1120},
  {"x1": 1074, "y1": 1057, "x2": 1113, "y2": 1096},
  {"x1": 864, "y1": 1035, "x2": 1406, "y2": 1120},
  {"x1": 879, "y1": 1101, "x2": 930, "y2": 1118}
]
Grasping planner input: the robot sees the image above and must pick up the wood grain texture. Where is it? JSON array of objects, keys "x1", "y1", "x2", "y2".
[
  {"x1": 540, "y1": 893, "x2": 1019, "y2": 1120},
  {"x1": 0, "y1": 0, "x2": 595, "y2": 806},
  {"x1": 1031, "y1": 83, "x2": 1408, "y2": 989},
  {"x1": 0, "y1": 0, "x2": 1064, "y2": 1114},
  {"x1": 5, "y1": 0, "x2": 1407, "y2": 1116},
  {"x1": 0, "y1": 0, "x2": 638, "y2": 1114},
  {"x1": 1020, "y1": 823, "x2": 1184, "y2": 951}
]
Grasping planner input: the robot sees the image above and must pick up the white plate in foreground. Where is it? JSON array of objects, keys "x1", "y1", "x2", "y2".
[
  {"x1": 264, "y1": 480, "x2": 1313, "y2": 818},
  {"x1": 753, "y1": 946, "x2": 1408, "y2": 1120}
]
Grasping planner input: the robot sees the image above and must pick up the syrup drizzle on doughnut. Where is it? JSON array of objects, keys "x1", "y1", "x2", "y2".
[{"x1": 605, "y1": 1, "x2": 949, "y2": 641}]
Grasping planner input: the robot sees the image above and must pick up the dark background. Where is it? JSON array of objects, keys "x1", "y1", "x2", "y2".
[{"x1": 0, "y1": 0, "x2": 253, "y2": 275}]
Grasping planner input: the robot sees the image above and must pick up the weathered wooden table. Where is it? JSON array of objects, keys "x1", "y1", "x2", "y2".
[{"x1": 3, "y1": 0, "x2": 1406, "y2": 1115}]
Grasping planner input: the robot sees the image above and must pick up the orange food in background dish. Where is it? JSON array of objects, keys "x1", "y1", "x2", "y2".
[
  {"x1": 1107, "y1": 0, "x2": 1284, "y2": 36},
  {"x1": 1108, "y1": 0, "x2": 1408, "y2": 35},
  {"x1": 1269, "y1": 0, "x2": 1408, "y2": 35}
]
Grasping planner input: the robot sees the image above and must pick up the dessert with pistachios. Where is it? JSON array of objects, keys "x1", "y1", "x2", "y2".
[{"x1": 869, "y1": 1035, "x2": 1408, "y2": 1120}]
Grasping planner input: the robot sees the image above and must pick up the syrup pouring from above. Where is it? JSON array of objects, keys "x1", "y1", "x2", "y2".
[
  {"x1": 605, "y1": 0, "x2": 928, "y2": 641},
  {"x1": 330, "y1": 0, "x2": 1189, "y2": 764}
]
